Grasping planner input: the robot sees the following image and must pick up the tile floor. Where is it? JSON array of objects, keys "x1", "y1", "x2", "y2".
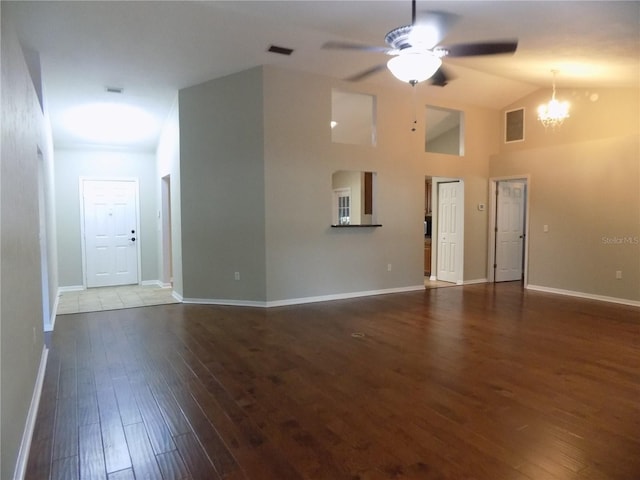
[{"x1": 56, "y1": 284, "x2": 179, "y2": 314}]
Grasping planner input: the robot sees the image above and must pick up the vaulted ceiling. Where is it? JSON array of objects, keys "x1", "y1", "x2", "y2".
[{"x1": 5, "y1": 1, "x2": 639, "y2": 151}]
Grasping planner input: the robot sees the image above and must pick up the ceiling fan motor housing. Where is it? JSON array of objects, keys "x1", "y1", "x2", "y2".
[{"x1": 384, "y1": 25, "x2": 415, "y2": 50}]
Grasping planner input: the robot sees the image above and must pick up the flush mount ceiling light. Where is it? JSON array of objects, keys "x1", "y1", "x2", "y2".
[
  {"x1": 538, "y1": 70, "x2": 570, "y2": 129},
  {"x1": 60, "y1": 102, "x2": 158, "y2": 145}
]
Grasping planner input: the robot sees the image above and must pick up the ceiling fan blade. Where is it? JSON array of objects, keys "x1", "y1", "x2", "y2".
[
  {"x1": 322, "y1": 41, "x2": 389, "y2": 53},
  {"x1": 440, "y1": 40, "x2": 518, "y2": 57},
  {"x1": 428, "y1": 67, "x2": 452, "y2": 87},
  {"x1": 412, "y1": 10, "x2": 459, "y2": 48},
  {"x1": 345, "y1": 64, "x2": 388, "y2": 82}
]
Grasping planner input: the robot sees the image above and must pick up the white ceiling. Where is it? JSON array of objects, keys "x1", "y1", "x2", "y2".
[{"x1": 5, "y1": 0, "x2": 639, "y2": 151}]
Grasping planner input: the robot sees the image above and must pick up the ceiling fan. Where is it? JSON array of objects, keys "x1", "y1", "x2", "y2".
[{"x1": 322, "y1": 0, "x2": 518, "y2": 86}]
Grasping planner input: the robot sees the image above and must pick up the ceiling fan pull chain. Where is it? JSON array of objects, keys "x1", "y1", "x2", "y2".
[{"x1": 411, "y1": 81, "x2": 418, "y2": 132}]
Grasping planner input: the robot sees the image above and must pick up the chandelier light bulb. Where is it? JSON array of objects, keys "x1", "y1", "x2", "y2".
[{"x1": 538, "y1": 70, "x2": 570, "y2": 129}]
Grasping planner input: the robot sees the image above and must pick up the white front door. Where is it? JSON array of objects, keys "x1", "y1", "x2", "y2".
[
  {"x1": 82, "y1": 180, "x2": 139, "y2": 287},
  {"x1": 495, "y1": 181, "x2": 526, "y2": 282},
  {"x1": 437, "y1": 182, "x2": 461, "y2": 283}
]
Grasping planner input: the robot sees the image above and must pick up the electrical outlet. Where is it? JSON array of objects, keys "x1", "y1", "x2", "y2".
[
  {"x1": 543, "y1": 224, "x2": 549, "y2": 233},
  {"x1": 387, "y1": 263, "x2": 392, "y2": 272},
  {"x1": 234, "y1": 271, "x2": 240, "y2": 280},
  {"x1": 616, "y1": 270, "x2": 622, "y2": 279}
]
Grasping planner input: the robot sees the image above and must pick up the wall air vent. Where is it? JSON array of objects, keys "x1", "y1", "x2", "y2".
[{"x1": 267, "y1": 45, "x2": 294, "y2": 56}]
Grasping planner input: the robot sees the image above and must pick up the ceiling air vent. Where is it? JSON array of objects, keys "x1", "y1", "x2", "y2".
[
  {"x1": 267, "y1": 45, "x2": 294, "y2": 56},
  {"x1": 105, "y1": 86, "x2": 124, "y2": 94}
]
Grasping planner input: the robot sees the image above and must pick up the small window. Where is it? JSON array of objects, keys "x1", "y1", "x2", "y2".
[
  {"x1": 331, "y1": 90, "x2": 376, "y2": 146},
  {"x1": 333, "y1": 188, "x2": 351, "y2": 225},
  {"x1": 425, "y1": 106, "x2": 464, "y2": 156}
]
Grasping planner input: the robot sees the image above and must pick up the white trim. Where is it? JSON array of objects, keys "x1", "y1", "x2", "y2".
[
  {"x1": 13, "y1": 346, "x2": 49, "y2": 480},
  {"x1": 141, "y1": 279, "x2": 164, "y2": 287},
  {"x1": 45, "y1": 295, "x2": 59, "y2": 332},
  {"x1": 527, "y1": 284, "x2": 640, "y2": 308},
  {"x1": 463, "y1": 278, "x2": 488, "y2": 285},
  {"x1": 58, "y1": 285, "x2": 85, "y2": 293},
  {"x1": 266, "y1": 285, "x2": 426, "y2": 308},
  {"x1": 487, "y1": 175, "x2": 531, "y2": 286},
  {"x1": 182, "y1": 285, "x2": 426, "y2": 309},
  {"x1": 183, "y1": 298, "x2": 267, "y2": 308},
  {"x1": 172, "y1": 290, "x2": 184, "y2": 302}
]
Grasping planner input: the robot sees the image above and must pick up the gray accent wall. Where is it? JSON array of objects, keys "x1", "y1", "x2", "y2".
[
  {"x1": 179, "y1": 67, "x2": 267, "y2": 301},
  {"x1": 55, "y1": 149, "x2": 159, "y2": 287}
]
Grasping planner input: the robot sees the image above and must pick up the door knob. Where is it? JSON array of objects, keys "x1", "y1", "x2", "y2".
[{"x1": 131, "y1": 237, "x2": 136, "y2": 242}]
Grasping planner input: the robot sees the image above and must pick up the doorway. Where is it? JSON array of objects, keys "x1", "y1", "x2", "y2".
[
  {"x1": 81, "y1": 179, "x2": 140, "y2": 288},
  {"x1": 428, "y1": 178, "x2": 464, "y2": 285},
  {"x1": 488, "y1": 177, "x2": 529, "y2": 284}
]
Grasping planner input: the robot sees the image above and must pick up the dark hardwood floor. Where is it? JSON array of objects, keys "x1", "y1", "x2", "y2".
[{"x1": 25, "y1": 282, "x2": 640, "y2": 480}]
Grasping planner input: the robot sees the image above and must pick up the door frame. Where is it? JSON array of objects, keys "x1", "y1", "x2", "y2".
[
  {"x1": 161, "y1": 175, "x2": 173, "y2": 287},
  {"x1": 431, "y1": 177, "x2": 464, "y2": 284},
  {"x1": 79, "y1": 177, "x2": 142, "y2": 289},
  {"x1": 487, "y1": 175, "x2": 531, "y2": 285}
]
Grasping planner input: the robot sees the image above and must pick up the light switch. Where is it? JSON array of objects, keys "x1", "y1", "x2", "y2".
[{"x1": 543, "y1": 224, "x2": 549, "y2": 233}]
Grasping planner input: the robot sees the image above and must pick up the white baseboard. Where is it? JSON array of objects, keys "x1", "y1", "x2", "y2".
[
  {"x1": 141, "y1": 279, "x2": 163, "y2": 287},
  {"x1": 58, "y1": 285, "x2": 84, "y2": 293},
  {"x1": 463, "y1": 278, "x2": 488, "y2": 285},
  {"x1": 182, "y1": 285, "x2": 426, "y2": 309},
  {"x1": 527, "y1": 284, "x2": 640, "y2": 308},
  {"x1": 182, "y1": 297, "x2": 267, "y2": 308},
  {"x1": 13, "y1": 346, "x2": 48, "y2": 480},
  {"x1": 172, "y1": 291, "x2": 184, "y2": 302}
]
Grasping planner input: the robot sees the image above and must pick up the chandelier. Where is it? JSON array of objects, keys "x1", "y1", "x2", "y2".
[{"x1": 537, "y1": 70, "x2": 569, "y2": 129}]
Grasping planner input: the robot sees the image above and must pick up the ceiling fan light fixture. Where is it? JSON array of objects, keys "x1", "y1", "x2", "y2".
[{"x1": 387, "y1": 51, "x2": 442, "y2": 84}]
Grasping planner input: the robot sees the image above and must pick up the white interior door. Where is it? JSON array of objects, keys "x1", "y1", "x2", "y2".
[
  {"x1": 437, "y1": 182, "x2": 461, "y2": 283},
  {"x1": 495, "y1": 181, "x2": 526, "y2": 282},
  {"x1": 83, "y1": 180, "x2": 139, "y2": 287}
]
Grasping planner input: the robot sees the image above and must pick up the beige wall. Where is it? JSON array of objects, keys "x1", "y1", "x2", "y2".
[
  {"x1": 1, "y1": 16, "x2": 52, "y2": 479},
  {"x1": 262, "y1": 66, "x2": 499, "y2": 302},
  {"x1": 492, "y1": 88, "x2": 640, "y2": 302},
  {"x1": 419, "y1": 98, "x2": 501, "y2": 282}
]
